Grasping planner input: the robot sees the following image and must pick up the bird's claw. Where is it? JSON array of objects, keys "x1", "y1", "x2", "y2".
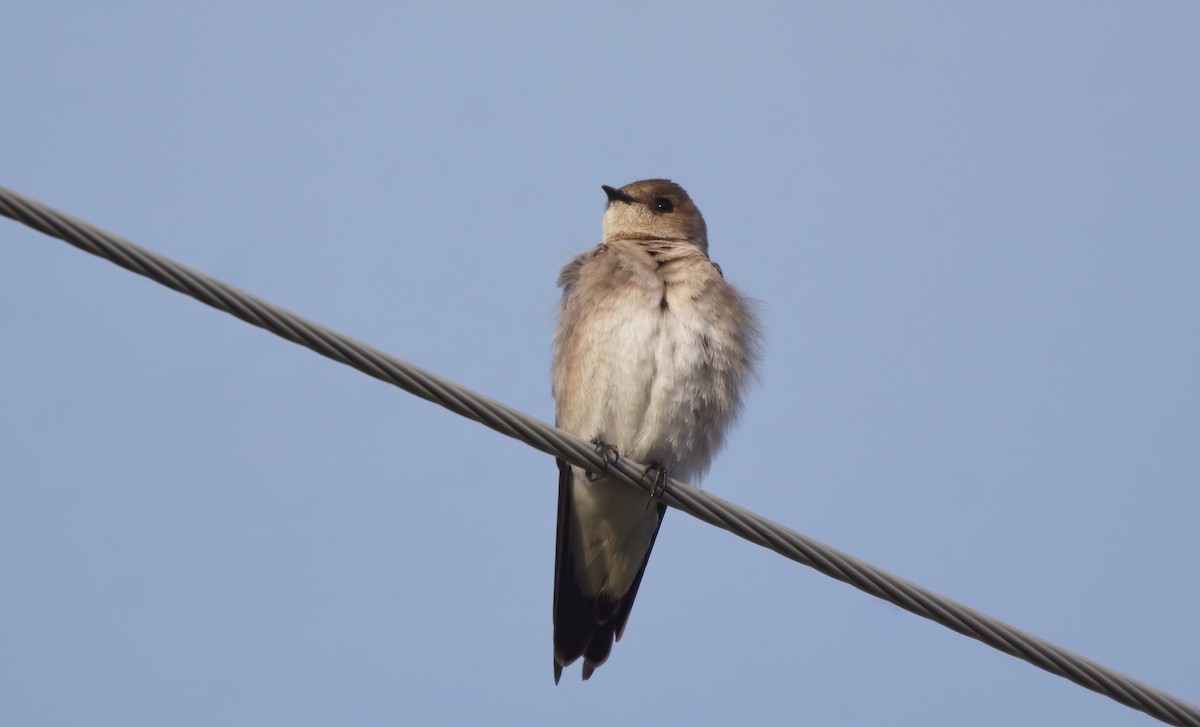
[
  {"x1": 586, "y1": 437, "x2": 619, "y2": 482},
  {"x1": 641, "y1": 462, "x2": 668, "y2": 510}
]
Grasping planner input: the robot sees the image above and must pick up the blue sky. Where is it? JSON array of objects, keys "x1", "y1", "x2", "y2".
[{"x1": 2, "y1": 3, "x2": 1197, "y2": 725}]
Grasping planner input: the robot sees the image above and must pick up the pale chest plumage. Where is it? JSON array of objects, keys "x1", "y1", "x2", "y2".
[
  {"x1": 553, "y1": 238, "x2": 753, "y2": 480},
  {"x1": 552, "y1": 238, "x2": 758, "y2": 597}
]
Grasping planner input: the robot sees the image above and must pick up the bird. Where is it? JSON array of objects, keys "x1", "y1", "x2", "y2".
[{"x1": 551, "y1": 179, "x2": 761, "y2": 682}]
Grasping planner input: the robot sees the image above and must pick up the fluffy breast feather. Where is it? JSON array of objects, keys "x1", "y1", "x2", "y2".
[{"x1": 553, "y1": 239, "x2": 759, "y2": 481}]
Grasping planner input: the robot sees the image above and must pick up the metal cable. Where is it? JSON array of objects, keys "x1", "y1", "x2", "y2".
[{"x1": 2, "y1": 182, "x2": 1196, "y2": 726}]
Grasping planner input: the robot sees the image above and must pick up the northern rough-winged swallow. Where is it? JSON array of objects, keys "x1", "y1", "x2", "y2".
[{"x1": 551, "y1": 179, "x2": 761, "y2": 682}]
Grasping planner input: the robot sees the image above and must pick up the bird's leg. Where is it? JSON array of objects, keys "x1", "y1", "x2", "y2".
[
  {"x1": 586, "y1": 436, "x2": 620, "y2": 482},
  {"x1": 641, "y1": 461, "x2": 668, "y2": 510}
]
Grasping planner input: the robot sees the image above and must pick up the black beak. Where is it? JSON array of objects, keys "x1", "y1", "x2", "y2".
[{"x1": 602, "y1": 185, "x2": 636, "y2": 205}]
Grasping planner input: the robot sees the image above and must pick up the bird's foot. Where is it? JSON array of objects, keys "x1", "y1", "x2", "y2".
[
  {"x1": 641, "y1": 462, "x2": 668, "y2": 510},
  {"x1": 586, "y1": 437, "x2": 620, "y2": 482}
]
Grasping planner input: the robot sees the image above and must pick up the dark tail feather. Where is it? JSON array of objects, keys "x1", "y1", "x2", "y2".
[
  {"x1": 553, "y1": 460, "x2": 594, "y2": 676},
  {"x1": 553, "y1": 459, "x2": 667, "y2": 681},
  {"x1": 611, "y1": 501, "x2": 666, "y2": 643}
]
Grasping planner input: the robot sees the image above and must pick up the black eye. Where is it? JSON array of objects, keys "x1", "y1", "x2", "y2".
[{"x1": 653, "y1": 197, "x2": 674, "y2": 213}]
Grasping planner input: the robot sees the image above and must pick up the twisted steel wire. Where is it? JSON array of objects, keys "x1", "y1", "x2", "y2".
[{"x1": 2, "y1": 183, "x2": 1196, "y2": 726}]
